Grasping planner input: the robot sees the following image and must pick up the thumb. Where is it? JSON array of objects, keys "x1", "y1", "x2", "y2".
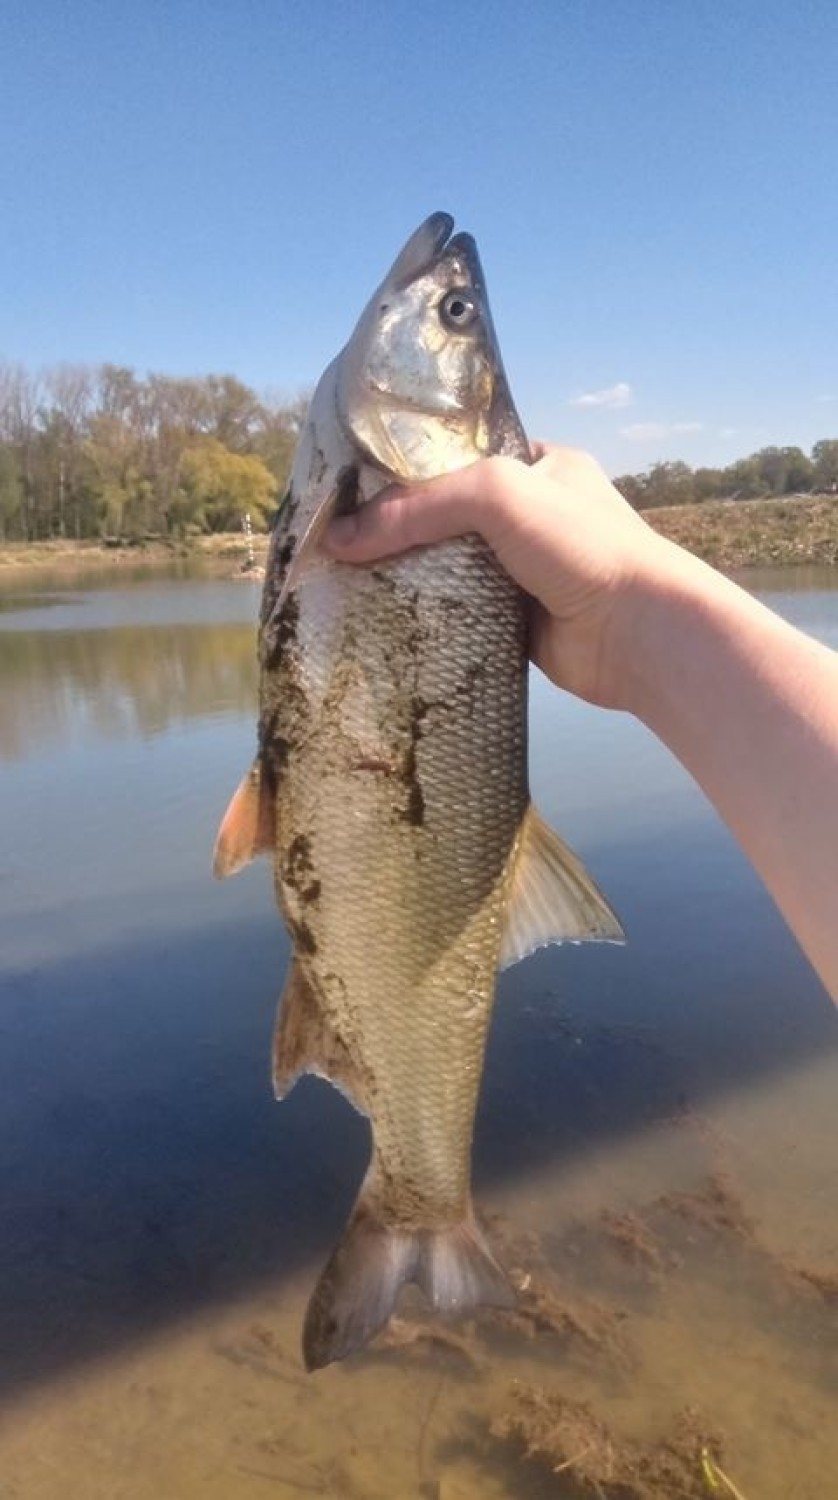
[{"x1": 323, "y1": 473, "x2": 480, "y2": 564}]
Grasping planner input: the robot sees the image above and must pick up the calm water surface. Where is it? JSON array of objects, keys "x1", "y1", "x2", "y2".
[{"x1": 0, "y1": 564, "x2": 836, "y2": 1498}]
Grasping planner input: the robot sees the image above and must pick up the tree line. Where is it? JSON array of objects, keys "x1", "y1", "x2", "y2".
[
  {"x1": 0, "y1": 362, "x2": 306, "y2": 541},
  {"x1": 615, "y1": 441, "x2": 838, "y2": 511},
  {"x1": 2, "y1": 359, "x2": 837, "y2": 540}
]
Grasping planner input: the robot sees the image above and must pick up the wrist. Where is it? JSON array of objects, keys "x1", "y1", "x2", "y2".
[{"x1": 602, "y1": 537, "x2": 731, "y2": 719}]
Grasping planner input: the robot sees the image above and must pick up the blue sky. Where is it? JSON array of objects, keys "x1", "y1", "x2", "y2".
[{"x1": 1, "y1": 1, "x2": 836, "y2": 474}]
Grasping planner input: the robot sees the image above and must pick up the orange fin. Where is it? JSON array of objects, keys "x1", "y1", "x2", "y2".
[
  {"x1": 273, "y1": 959, "x2": 368, "y2": 1114},
  {"x1": 212, "y1": 760, "x2": 275, "y2": 878},
  {"x1": 303, "y1": 1191, "x2": 512, "y2": 1372}
]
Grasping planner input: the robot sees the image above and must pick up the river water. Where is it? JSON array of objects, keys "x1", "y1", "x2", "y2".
[{"x1": 0, "y1": 563, "x2": 836, "y2": 1498}]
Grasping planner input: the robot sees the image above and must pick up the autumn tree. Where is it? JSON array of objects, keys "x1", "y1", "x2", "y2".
[
  {"x1": 3, "y1": 355, "x2": 832, "y2": 537},
  {"x1": 173, "y1": 439, "x2": 276, "y2": 533}
]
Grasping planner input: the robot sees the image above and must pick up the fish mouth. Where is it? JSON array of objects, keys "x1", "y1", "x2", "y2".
[
  {"x1": 387, "y1": 212, "x2": 455, "y2": 289},
  {"x1": 386, "y1": 214, "x2": 488, "y2": 297},
  {"x1": 439, "y1": 229, "x2": 486, "y2": 292},
  {"x1": 428, "y1": 222, "x2": 530, "y2": 462}
]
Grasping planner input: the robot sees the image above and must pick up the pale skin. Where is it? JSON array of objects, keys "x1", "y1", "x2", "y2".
[{"x1": 325, "y1": 445, "x2": 838, "y2": 1005}]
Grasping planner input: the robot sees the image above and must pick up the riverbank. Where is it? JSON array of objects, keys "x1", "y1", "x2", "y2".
[
  {"x1": 2, "y1": 493, "x2": 837, "y2": 575},
  {"x1": 0, "y1": 533, "x2": 259, "y2": 577},
  {"x1": 645, "y1": 492, "x2": 838, "y2": 568}
]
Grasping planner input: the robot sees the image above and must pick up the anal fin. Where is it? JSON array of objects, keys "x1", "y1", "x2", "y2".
[
  {"x1": 273, "y1": 958, "x2": 368, "y2": 1114},
  {"x1": 500, "y1": 804, "x2": 624, "y2": 968}
]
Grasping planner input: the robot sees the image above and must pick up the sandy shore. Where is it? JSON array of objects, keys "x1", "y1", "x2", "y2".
[{"x1": 0, "y1": 533, "x2": 260, "y2": 577}]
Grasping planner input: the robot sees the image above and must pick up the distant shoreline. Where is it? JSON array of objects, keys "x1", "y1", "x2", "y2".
[
  {"x1": 0, "y1": 533, "x2": 259, "y2": 577},
  {"x1": 1, "y1": 493, "x2": 837, "y2": 577}
]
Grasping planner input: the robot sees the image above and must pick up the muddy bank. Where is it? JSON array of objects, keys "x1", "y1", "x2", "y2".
[{"x1": 645, "y1": 492, "x2": 838, "y2": 569}]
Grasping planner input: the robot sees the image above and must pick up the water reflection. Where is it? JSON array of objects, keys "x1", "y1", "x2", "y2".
[
  {"x1": 0, "y1": 622, "x2": 256, "y2": 760},
  {"x1": 0, "y1": 567, "x2": 836, "y2": 1499}
]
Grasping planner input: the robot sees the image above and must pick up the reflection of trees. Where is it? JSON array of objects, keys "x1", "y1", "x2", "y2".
[{"x1": 0, "y1": 623, "x2": 257, "y2": 761}]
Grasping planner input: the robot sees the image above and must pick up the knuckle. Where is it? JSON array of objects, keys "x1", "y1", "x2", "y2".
[
  {"x1": 548, "y1": 445, "x2": 601, "y2": 478},
  {"x1": 482, "y1": 454, "x2": 521, "y2": 502}
]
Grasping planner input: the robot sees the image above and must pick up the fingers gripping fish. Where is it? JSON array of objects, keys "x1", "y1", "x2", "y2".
[{"x1": 214, "y1": 213, "x2": 623, "y2": 1370}]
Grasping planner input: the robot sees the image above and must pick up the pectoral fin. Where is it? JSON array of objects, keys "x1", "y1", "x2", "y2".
[
  {"x1": 270, "y1": 464, "x2": 359, "y2": 617},
  {"x1": 273, "y1": 958, "x2": 369, "y2": 1115},
  {"x1": 500, "y1": 805, "x2": 624, "y2": 969},
  {"x1": 212, "y1": 760, "x2": 275, "y2": 878}
]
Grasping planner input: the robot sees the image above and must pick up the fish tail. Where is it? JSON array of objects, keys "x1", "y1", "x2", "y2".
[
  {"x1": 302, "y1": 1191, "x2": 512, "y2": 1372},
  {"x1": 415, "y1": 1212, "x2": 513, "y2": 1315}
]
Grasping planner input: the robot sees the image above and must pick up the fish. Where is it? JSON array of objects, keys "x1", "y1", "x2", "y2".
[{"x1": 213, "y1": 212, "x2": 623, "y2": 1371}]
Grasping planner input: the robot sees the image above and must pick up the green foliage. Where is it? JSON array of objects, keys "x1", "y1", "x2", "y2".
[
  {"x1": 174, "y1": 440, "x2": 276, "y2": 533},
  {"x1": 0, "y1": 361, "x2": 304, "y2": 540},
  {"x1": 693, "y1": 466, "x2": 727, "y2": 501},
  {"x1": 2, "y1": 356, "x2": 835, "y2": 529},
  {"x1": 641, "y1": 460, "x2": 695, "y2": 508}
]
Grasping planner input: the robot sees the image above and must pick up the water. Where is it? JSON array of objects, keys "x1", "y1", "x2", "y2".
[{"x1": 0, "y1": 563, "x2": 836, "y2": 1498}]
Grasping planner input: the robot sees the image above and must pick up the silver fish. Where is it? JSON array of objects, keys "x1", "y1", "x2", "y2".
[{"x1": 214, "y1": 213, "x2": 623, "y2": 1370}]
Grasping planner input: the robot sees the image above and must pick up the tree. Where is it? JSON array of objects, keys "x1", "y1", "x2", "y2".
[
  {"x1": 41, "y1": 365, "x2": 93, "y2": 536},
  {"x1": 0, "y1": 447, "x2": 23, "y2": 540},
  {"x1": 812, "y1": 439, "x2": 838, "y2": 493},
  {"x1": 781, "y1": 446, "x2": 814, "y2": 493},
  {"x1": 751, "y1": 445, "x2": 813, "y2": 496},
  {"x1": 639, "y1": 461, "x2": 695, "y2": 509},
  {"x1": 0, "y1": 364, "x2": 41, "y2": 538},
  {"x1": 613, "y1": 472, "x2": 646, "y2": 509},
  {"x1": 693, "y1": 467, "x2": 726, "y2": 501},
  {"x1": 725, "y1": 456, "x2": 769, "y2": 500},
  {"x1": 173, "y1": 439, "x2": 276, "y2": 533}
]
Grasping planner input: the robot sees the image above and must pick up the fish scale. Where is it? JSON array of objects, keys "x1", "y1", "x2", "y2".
[{"x1": 278, "y1": 539, "x2": 525, "y2": 1224}]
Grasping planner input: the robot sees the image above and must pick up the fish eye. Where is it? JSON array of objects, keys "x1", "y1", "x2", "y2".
[{"x1": 440, "y1": 289, "x2": 478, "y2": 331}]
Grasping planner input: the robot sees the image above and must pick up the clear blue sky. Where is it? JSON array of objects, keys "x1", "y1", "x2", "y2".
[{"x1": 2, "y1": 1, "x2": 836, "y2": 473}]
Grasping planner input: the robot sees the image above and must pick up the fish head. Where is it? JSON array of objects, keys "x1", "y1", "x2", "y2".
[{"x1": 336, "y1": 212, "x2": 528, "y2": 481}]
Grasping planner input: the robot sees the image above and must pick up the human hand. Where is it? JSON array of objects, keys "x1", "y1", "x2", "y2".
[{"x1": 324, "y1": 444, "x2": 679, "y2": 709}]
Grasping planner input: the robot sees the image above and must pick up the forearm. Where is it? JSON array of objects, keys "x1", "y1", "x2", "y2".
[{"x1": 619, "y1": 544, "x2": 838, "y2": 1001}]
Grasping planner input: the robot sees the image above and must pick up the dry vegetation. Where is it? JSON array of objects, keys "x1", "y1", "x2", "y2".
[
  {"x1": 0, "y1": 531, "x2": 267, "y2": 574},
  {"x1": 645, "y1": 492, "x2": 838, "y2": 569}
]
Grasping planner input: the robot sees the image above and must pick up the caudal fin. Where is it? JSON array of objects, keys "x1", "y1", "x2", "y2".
[{"x1": 302, "y1": 1195, "x2": 512, "y2": 1371}]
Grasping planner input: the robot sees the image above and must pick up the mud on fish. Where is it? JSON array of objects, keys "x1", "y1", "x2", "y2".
[{"x1": 214, "y1": 212, "x2": 623, "y2": 1370}]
